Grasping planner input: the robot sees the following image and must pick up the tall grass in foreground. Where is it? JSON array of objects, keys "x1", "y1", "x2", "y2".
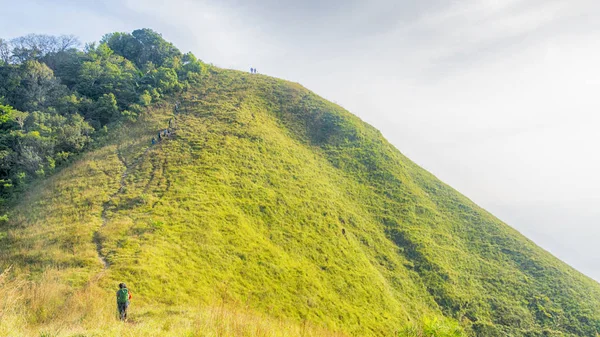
[
  {"x1": 0, "y1": 268, "x2": 348, "y2": 337},
  {"x1": 0, "y1": 268, "x2": 464, "y2": 336}
]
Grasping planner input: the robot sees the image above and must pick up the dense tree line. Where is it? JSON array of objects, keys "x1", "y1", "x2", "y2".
[{"x1": 0, "y1": 29, "x2": 207, "y2": 209}]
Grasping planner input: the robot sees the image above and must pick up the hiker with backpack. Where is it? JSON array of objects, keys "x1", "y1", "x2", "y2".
[{"x1": 116, "y1": 283, "x2": 132, "y2": 321}]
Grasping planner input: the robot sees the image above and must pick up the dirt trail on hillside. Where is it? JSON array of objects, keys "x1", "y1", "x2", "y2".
[
  {"x1": 93, "y1": 145, "x2": 153, "y2": 271},
  {"x1": 92, "y1": 103, "x2": 181, "y2": 277}
]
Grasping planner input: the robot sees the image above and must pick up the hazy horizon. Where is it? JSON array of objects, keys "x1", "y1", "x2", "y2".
[{"x1": 2, "y1": 0, "x2": 599, "y2": 281}]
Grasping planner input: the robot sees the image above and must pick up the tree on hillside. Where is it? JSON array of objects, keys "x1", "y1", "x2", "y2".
[
  {"x1": 41, "y1": 49, "x2": 85, "y2": 88},
  {"x1": 10, "y1": 34, "x2": 79, "y2": 63},
  {"x1": 0, "y1": 102, "x2": 94, "y2": 191},
  {"x1": 0, "y1": 103, "x2": 15, "y2": 125},
  {"x1": 75, "y1": 44, "x2": 139, "y2": 109},
  {"x1": 0, "y1": 39, "x2": 10, "y2": 65},
  {"x1": 100, "y1": 32, "x2": 142, "y2": 65},
  {"x1": 0, "y1": 61, "x2": 68, "y2": 112},
  {"x1": 17, "y1": 61, "x2": 67, "y2": 111},
  {"x1": 178, "y1": 52, "x2": 207, "y2": 83},
  {"x1": 132, "y1": 28, "x2": 181, "y2": 67},
  {"x1": 103, "y1": 29, "x2": 181, "y2": 69},
  {"x1": 88, "y1": 93, "x2": 119, "y2": 127}
]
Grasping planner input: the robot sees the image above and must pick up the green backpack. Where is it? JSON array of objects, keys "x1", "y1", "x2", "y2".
[{"x1": 117, "y1": 288, "x2": 129, "y2": 304}]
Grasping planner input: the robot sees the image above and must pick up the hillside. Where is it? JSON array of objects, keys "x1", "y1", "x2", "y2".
[{"x1": 2, "y1": 31, "x2": 600, "y2": 337}]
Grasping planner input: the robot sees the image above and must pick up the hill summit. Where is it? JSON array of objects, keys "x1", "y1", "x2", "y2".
[{"x1": 1, "y1": 29, "x2": 600, "y2": 337}]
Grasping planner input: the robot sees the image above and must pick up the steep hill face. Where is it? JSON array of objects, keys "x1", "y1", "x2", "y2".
[{"x1": 2, "y1": 68, "x2": 600, "y2": 336}]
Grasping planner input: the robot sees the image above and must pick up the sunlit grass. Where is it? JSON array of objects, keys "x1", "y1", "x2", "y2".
[
  {"x1": 1, "y1": 68, "x2": 600, "y2": 336},
  {"x1": 0, "y1": 267, "x2": 354, "y2": 337}
]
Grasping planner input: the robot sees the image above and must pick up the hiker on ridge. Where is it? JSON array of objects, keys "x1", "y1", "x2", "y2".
[{"x1": 116, "y1": 283, "x2": 132, "y2": 321}]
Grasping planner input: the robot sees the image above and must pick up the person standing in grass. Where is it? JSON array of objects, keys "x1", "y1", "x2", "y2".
[{"x1": 116, "y1": 283, "x2": 132, "y2": 321}]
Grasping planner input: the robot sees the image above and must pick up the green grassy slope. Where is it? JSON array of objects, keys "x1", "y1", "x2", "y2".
[{"x1": 1, "y1": 67, "x2": 600, "y2": 336}]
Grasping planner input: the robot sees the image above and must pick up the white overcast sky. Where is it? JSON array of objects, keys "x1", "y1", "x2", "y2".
[{"x1": 2, "y1": 0, "x2": 600, "y2": 281}]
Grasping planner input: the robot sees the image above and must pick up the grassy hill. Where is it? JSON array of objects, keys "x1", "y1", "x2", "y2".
[{"x1": 2, "y1": 66, "x2": 600, "y2": 336}]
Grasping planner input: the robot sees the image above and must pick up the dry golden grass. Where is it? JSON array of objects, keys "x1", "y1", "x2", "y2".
[{"x1": 0, "y1": 268, "x2": 349, "y2": 337}]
